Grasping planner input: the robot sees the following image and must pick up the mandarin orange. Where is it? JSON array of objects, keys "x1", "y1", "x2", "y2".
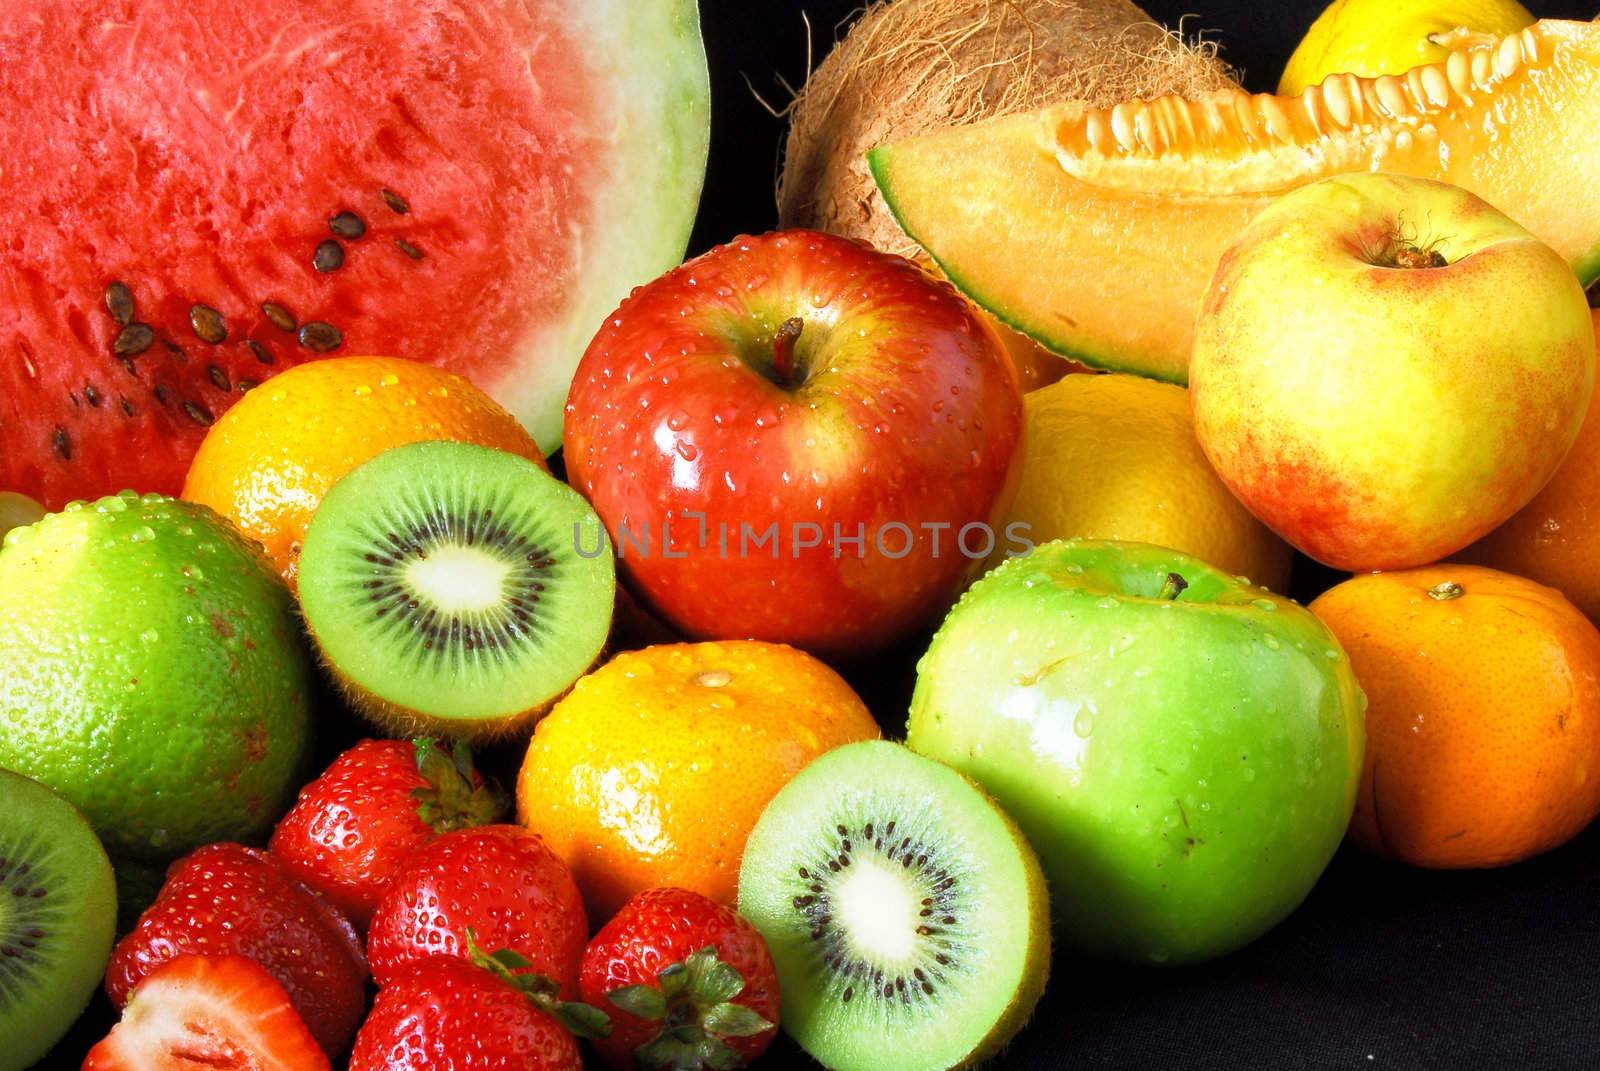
[
  {"x1": 1461, "y1": 312, "x2": 1600, "y2": 618},
  {"x1": 182, "y1": 357, "x2": 545, "y2": 588},
  {"x1": 1311, "y1": 564, "x2": 1600, "y2": 868},
  {"x1": 515, "y1": 641, "x2": 880, "y2": 919}
]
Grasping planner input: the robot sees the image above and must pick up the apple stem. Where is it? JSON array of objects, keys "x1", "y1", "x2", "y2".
[
  {"x1": 1157, "y1": 572, "x2": 1188, "y2": 601},
  {"x1": 772, "y1": 317, "x2": 805, "y2": 387}
]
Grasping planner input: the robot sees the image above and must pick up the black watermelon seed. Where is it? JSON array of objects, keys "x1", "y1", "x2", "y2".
[
  {"x1": 182, "y1": 401, "x2": 215, "y2": 426},
  {"x1": 381, "y1": 188, "x2": 410, "y2": 215},
  {"x1": 104, "y1": 282, "x2": 134, "y2": 326},
  {"x1": 395, "y1": 238, "x2": 424, "y2": 261},
  {"x1": 118, "y1": 357, "x2": 137, "y2": 377},
  {"x1": 237, "y1": 379, "x2": 258, "y2": 394},
  {"x1": 298, "y1": 321, "x2": 343, "y2": 353},
  {"x1": 164, "y1": 340, "x2": 188, "y2": 362},
  {"x1": 119, "y1": 398, "x2": 136, "y2": 416},
  {"x1": 154, "y1": 384, "x2": 173, "y2": 407},
  {"x1": 190, "y1": 305, "x2": 227, "y2": 344},
  {"x1": 112, "y1": 323, "x2": 154, "y2": 357},
  {"x1": 261, "y1": 303, "x2": 296, "y2": 332},
  {"x1": 313, "y1": 240, "x2": 345, "y2": 273},
  {"x1": 51, "y1": 426, "x2": 70, "y2": 460},
  {"x1": 207, "y1": 365, "x2": 230, "y2": 391},
  {"x1": 329, "y1": 212, "x2": 367, "y2": 240},
  {"x1": 83, "y1": 384, "x2": 101, "y2": 407},
  {"x1": 244, "y1": 339, "x2": 274, "y2": 366}
]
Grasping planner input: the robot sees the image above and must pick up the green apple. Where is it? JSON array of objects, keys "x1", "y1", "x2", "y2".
[
  {"x1": 1190, "y1": 172, "x2": 1595, "y2": 573},
  {"x1": 907, "y1": 539, "x2": 1364, "y2": 965}
]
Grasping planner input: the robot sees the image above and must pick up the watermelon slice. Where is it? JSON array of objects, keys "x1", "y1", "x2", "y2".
[{"x1": 0, "y1": 0, "x2": 710, "y2": 509}]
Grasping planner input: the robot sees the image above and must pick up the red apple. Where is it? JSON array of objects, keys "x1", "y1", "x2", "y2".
[{"x1": 564, "y1": 230, "x2": 1024, "y2": 657}]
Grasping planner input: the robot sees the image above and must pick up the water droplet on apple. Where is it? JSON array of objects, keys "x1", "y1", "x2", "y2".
[
  {"x1": 1073, "y1": 709, "x2": 1095, "y2": 738},
  {"x1": 1251, "y1": 599, "x2": 1277, "y2": 612},
  {"x1": 675, "y1": 440, "x2": 699, "y2": 462},
  {"x1": 873, "y1": 421, "x2": 890, "y2": 435},
  {"x1": 1263, "y1": 635, "x2": 1281, "y2": 651},
  {"x1": 667, "y1": 411, "x2": 688, "y2": 431}
]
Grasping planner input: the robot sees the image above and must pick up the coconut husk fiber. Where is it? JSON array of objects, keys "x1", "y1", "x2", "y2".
[{"x1": 778, "y1": 0, "x2": 1239, "y2": 258}]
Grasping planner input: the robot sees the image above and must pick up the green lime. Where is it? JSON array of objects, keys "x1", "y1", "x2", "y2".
[{"x1": 0, "y1": 491, "x2": 312, "y2": 861}]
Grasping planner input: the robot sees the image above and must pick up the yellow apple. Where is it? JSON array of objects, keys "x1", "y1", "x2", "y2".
[{"x1": 1190, "y1": 173, "x2": 1595, "y2": 573}]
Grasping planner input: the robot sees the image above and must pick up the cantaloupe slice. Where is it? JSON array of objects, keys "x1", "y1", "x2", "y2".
[{"x1": 870, "y1": 20, "x2": 1600, "y2": 383}]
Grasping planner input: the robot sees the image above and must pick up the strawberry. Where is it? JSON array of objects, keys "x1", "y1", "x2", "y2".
[
  {"x1": 85, "y1": 954, "x2": 331, "y2": 1071},
  {"x1": 269, "y1": 738, "x2": 507, "y2": 928},
  {"x1": 350, "y1": 934, "x2": 610, "y2": 1071},
  {"x1": 106, "y1": 843, "x2": 368, "y2": 1057},
  {"x1": 367, "y1": 825, "x2": 587, "y2": 997},
  {"x1": 580, "y1": 888, "x2": 780, "y2": 1070}
]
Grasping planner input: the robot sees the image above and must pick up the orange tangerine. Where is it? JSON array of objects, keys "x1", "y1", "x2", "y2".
[
  {"x1": 516, "y1": 641, "x2": 880, "y2": 919},
  {"x1": 1311, "y1": 564, "x2": 1600, "y2": 868},
  {"x1": 182, "y1": 357, "x2": 545, "y2": 588}
]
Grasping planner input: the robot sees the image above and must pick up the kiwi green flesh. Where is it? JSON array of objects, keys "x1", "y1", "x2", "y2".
[
  {"x1": 0, "y1": 768, "x2": 117, "y2": 1071},
  {"x1": 738, "y1": 741, "x2": 1050, "y2": 1071},
  {"x1": 297, "y1": 441, "x2": 615, "y2": 731}
]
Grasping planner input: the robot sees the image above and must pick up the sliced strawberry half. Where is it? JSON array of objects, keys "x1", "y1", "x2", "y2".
[{"x1": 84, "y1": 954, "x2": 331, "y2": 1071}]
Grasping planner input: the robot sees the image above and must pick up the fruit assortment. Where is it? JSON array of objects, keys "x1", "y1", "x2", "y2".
[{"x1": 2, "y1": 2, "x2": 1600, "y2": 1070}]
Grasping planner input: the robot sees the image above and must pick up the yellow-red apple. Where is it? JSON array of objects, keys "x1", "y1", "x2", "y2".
[{"x1": 1191, "y1": 173, "x2": 1594, "y2": 572}]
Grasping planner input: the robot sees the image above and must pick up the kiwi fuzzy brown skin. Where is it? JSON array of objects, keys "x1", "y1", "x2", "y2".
[{"x1": 0, "y1": 769, "x2": 118, "y2": 1071}]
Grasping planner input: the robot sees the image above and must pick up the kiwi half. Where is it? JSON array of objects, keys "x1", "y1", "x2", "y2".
[
  {"x1": 738, "y1": 740, "x2": 1050, "y2": 1071},
  {"x1": 297, "y1": 441, "x2": 614, "y2": 740},
  {"x1": 0, "y1": 768, "x2": 118, "y2": 1071}
]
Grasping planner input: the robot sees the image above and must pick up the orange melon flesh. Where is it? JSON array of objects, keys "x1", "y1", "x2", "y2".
[{"x1": 870, "y1": 20, "x2": 1600, "y2": 383}]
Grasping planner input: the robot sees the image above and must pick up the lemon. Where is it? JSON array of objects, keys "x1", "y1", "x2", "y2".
[
  {"x1": 991, "y1": 375, "x2": 1291, "y2": 591},
  {"x1": 1279, "y1": 0, "x2": 1534, "y2": 96}
]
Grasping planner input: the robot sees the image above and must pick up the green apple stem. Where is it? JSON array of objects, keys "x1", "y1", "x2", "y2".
[
  {"x1": 1157, "y1": 572, "x2": 1188, "y2": 601},
  {"x1": 772, "y1": 317, "x2": 805, "y2": 387}
]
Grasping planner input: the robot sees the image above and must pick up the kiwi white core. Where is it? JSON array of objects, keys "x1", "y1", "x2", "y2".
[
  {"x1": 835, "y1": 857, "x2": 920, "y2": 963},
  {"x1": 406, "y1": 546, "x2": 510, "y2": 612}
]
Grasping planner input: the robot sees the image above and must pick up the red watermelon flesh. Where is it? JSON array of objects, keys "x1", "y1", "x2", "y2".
[{"x1": 0, "y1": 0, "x2": 709, "y2": 509}]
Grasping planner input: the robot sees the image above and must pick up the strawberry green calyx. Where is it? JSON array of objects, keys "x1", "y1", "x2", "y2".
[
  {"x1": 465, "y1": 930, "x2": 611, "y2": 1040},
  {"x1": 608, "y1": 946, "x2": 775, "y2": 1070},
  {"x1": 410, "y1": 739, "x2": 508, "y2": 833}
]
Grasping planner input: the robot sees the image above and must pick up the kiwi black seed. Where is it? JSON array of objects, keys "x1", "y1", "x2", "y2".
[
  {"x1": 296, "y1": 440, "x2": 615, "y2": 741},
  {"x1": 0, "y1": 769, "x2": 117, "y2": 1071},
  {"x1": 738, "y1": 741, "x2": 1050, "y2": 1071}
]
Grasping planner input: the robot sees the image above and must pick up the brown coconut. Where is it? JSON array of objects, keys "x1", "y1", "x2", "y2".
[{"x1": 777, "y1": 0, "x2": 1238, "y2": 383}]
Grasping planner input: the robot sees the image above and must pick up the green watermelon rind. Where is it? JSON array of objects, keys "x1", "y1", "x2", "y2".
[{"x1": 492, "y1": 0, "x2": 712, "y2": 453}]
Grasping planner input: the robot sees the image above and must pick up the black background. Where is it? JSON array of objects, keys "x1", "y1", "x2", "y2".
[{"x1": 46, "y1": 1, "x2": 1600, "y2": 1068}]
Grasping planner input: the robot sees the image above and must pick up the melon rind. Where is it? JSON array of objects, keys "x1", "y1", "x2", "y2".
[
  {"x1": 870, "y1": 20, "x2": 1600, "y2": 384},
  {"x1": 488, "y1": 0, "x2": 711, "y2": 452}
]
